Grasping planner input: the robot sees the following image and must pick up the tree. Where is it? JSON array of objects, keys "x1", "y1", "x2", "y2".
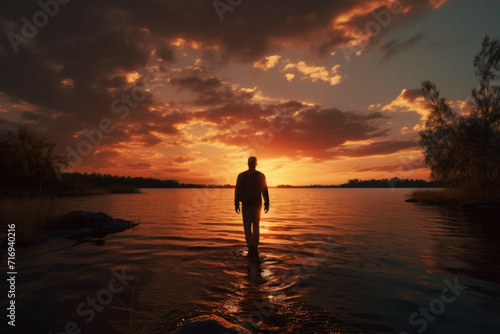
[
  {"x1": 0, "y1": 126, "x2": 66, "y2": 191},
  {"x1": 419, "y1": 36, "x2": 500, "y2": 199}
]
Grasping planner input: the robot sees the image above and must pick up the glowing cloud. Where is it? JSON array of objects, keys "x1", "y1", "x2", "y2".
[
  {"x1": 253, "y1": 55, "x2": 282, "y2": 71},
  {"x1": 285, "y1": 73, "x2": 295, "y2": 82},
  {"x1": 283, "y1": 61, "x2": 343, "y2": 86},
  {"x1": 377, "y1": 88, "x2": 431, "y2": 121}
]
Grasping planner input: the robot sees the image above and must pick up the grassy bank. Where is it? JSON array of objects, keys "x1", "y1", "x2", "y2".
[{"x1": 0, "y1": 196, "x2": 65, "y2": 243}]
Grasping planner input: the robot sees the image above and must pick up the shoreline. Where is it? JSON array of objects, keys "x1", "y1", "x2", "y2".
[{"x1": 405, "y1": 189, "x2": 500, "y2": 213}]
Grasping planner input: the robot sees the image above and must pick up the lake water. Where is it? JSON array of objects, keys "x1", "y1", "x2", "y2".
[{"x1": 2, "y1": 188, "x2": 500, "y2": 333}]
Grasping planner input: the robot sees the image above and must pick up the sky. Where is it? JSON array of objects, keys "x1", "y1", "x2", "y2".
[{"x1": 0, "y1": 0, "x2": 499, "y2": 186}]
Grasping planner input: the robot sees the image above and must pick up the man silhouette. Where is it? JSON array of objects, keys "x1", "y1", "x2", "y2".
[{"x1": 235, "y1": 156, "x2": 269, "y2": 256}]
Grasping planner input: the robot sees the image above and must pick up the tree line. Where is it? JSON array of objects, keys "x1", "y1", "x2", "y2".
[
  {"x1": 341, "y1": 178, "x2": 438, "y2": 188},
  {"x1": 0, "y1": 128, "x2": 182, "y2": 195},
  {"x1": 276, "y1": 178, "x2": 438, "y2": 188}
]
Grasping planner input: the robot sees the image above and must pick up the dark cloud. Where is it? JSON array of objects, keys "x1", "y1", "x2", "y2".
[
  {"x1": 0, "y1": 0, "x2": 446, "y2": 168},
  {"x1": 198, "y1": 102, "x2": 275, "y2": 130},
  {"x1": 399, "y1": 88, "x2": 423, "y2": 103},
  {"x1": 169, "y1": 72, "x2": 256, "y2": 106},
  {"x1": 22, "y1": 110, "x2": 44, "y2": 121},
  {"x1": 128, "y1": 163, "x2": 152, "y2": 170},
  {"x1": 170, "y1": 76, "x2": 223, "y2": 93},
  {"x1": 172, "y1": 156, "x2": 197, "y2": 164},
  {"x1": 165, "y1": 72, "x2": 415, "y2": 161},
  {"x1": 200, "y1": 101, "x2": 395, "y2": 160},
  {"x1": 353, "y1": 157, "x2": 425, "y2": 173},
  {"x1": 75, "y1": 150, "x2": 120, "y2": 168},
  {"x1": 380, "y1": 32, "x2": 425, "y2": 60},
  {"x1": 331, "y1": 140, "x2": 418, "y2": 158}
]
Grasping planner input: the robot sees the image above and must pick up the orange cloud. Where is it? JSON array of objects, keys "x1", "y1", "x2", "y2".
[
  {"x1": 376, "y1": 88, "x2": 431, "y2": 121},
  {"x1": 253, "y1": 55, "x2": 281, "y2": 71},
  {"x1": 0, "y1": 0, "x2": 451, "y2": 185},
  {"x1": 172, "y1": 155, "x2": 197, "y2": 164},
  {"x1": 282, "y1": 61, "x2": 343, "y2": 86},
  {"x1": 378, "y1": 88, "x2": 476, "y2": 133}
]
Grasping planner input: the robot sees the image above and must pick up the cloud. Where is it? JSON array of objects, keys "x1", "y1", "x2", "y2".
[
  {"x1": 283, "y1": 61, "x2": 343, "y2": 86},
  {"x1": 378, "y1": 88, "x2": 475, "y2": 131},
  {"x1": 380, "y1": 32, "x2": 425, "y2": 60},
  {"x1": 128, "y1": 163, "x2": 152, "y2": 169},
  {"x1": 0, "y1": 0, "x2": 447, "y2": 125},
  {"x1": 252, "y1": 56, "x2": 344, "y2": 86},
  {"x1": 352, "y1": 157, "x2": 425, "y2": 173},
  {"x1": 0, "y1": 0, "x2": 448, "y2": 176},
  {"x1": 75, "y1": 150, "x2": 121, "y2": 169},
  {"x1": 375, "y1": 88, "x2": 431, "y2": 121},
  {"x1": 285, "y1": 73, "x2": 295, "y2": 82},
  {"x1": 330, "y1": 140, "x2": 418, "y2": 158},
  {"x1": 450, "y1": 99, "x2": 475, "y2": 115},
  {"x1": 168, "y1": 71, "x2": 257, "y2": 106},
  {"x1": 21, "y1": 111, "x2": 45, "y2": 121},
  {"x1": 334, "y1": 0, "x2": 448, "y2": 59},
  {"x1": 170, "y1": 76, "x2": 223, "y2": 93},
  {"x1": 253, "y1": 55, "x2": 281, "y2": 71},
  {"x1": 199, "y1": 99, "x2": 399, "y2": 160},
  {"x1": 161, "y1": 71, "x2": 413, "y2": 162},
  {"x1": 172, "y1": 155, "x2": 197, "y2": 164},
  {"x1": 429, "y1": 0, "x2": 448, "y2": 8}
]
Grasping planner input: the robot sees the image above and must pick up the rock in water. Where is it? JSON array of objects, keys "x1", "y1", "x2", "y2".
[
  {"x1": 43, "y1": 210, "x2": 138, "y2": 242},
  {"x1": 50, "y1": 210, "x2": 136, "y2": 231},
  {"x1": 173, "y1": 315, "x2": 251, "y2": 334}
]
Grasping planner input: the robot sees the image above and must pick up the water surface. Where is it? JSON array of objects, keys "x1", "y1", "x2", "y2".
[{"x1": 2, "y1": 188, "x2": 500, "y2": 333}]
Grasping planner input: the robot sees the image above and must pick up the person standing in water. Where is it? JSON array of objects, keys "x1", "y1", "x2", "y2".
[{"x1": 235, "y1": 156, "x2": 270, "y2": 256}]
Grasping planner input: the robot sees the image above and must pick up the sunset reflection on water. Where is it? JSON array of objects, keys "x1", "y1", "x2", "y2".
[{"x1": 3, "y1": 188, "x2": 500, "y2": 333}]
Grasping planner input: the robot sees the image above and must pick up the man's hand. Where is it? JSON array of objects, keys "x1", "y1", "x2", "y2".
[
  {"x1": 264, "y1": 204, "x2": 269, "y2": 214},
  {"x1": 235, "y1": 204, "x2": 240, "y2": 214}
]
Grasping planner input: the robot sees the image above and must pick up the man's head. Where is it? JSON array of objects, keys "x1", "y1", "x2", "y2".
[{"x1": 248, "y1": 156, "x2": 257, "y2": 169}]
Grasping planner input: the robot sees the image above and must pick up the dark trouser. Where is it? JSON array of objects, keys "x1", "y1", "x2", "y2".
[{"x1": 242, "y1": 204, "x2": 261, "y2": 248}]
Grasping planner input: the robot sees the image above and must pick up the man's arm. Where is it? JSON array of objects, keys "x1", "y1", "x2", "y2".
[
  {"x1": 234, "y1": 174, "x2": 241, "y2": 213},
  {"x1": 262, "y1": 174, "x2": 270, "y2": 213}
]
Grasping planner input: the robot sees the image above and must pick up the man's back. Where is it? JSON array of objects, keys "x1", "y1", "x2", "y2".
[
  {"x1": 235, "y1": 157, "x2": 269, "y2": 255},
  {"x1": 235, "y1": 170, "x2": 269, "y2": 206}
]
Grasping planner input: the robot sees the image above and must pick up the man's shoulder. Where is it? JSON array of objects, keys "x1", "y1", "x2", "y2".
[{"x1": 240, "y1": 170, "x2": 262, "y2": 175}]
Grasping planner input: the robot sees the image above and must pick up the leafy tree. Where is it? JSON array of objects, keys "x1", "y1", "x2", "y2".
[{"x1": 419, "y1": 36, "x2": 500, "y2": 199}]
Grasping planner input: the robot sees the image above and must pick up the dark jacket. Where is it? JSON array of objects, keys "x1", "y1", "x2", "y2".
[{"x1": 234, "y1": 170, "x2": 269, "y2": 207}]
